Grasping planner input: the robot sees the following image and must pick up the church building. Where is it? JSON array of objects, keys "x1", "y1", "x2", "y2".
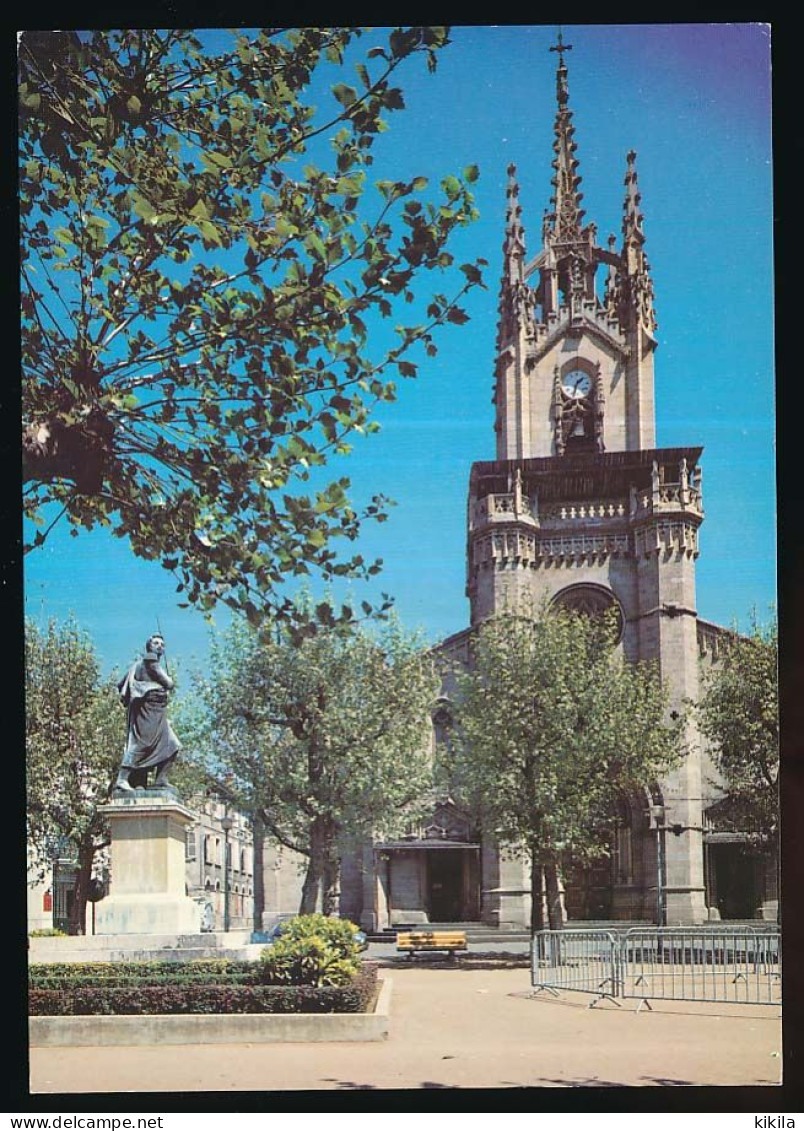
[{"x1": 334, "y1": 36, "x2": 776, "y2": 932}]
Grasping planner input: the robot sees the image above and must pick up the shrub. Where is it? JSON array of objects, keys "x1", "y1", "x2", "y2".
[
  {"x1": 258, "y1": 936, "x2": 359, "y2": 988},
  {"x1": 29, "y1": 964, "x2": 378, "y2": 1016},
  {"x1": 269, "y1": 914, "x2": 364, "y2": 956},
  {"x1": 29, "y1": 928, "x2": 68, "y2": 937},
  {"x1": 258, "y1": 915, "x2": 364, "y2": 987}
]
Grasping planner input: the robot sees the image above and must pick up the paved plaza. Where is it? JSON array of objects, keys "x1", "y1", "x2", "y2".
[{"x1": 30, "y1": 956, "x2": 782, "y2": 1093}]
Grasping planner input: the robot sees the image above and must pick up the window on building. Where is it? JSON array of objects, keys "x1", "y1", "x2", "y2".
[
  {"x1": 215, "y1": 837, "x2": 221, "y2": 865},
  {"x1": 203, "y1": 836, "x2": 213, "y2": 865},
  {"x1": 186, "y1": 829, "x2": 197, "y2": 862}
]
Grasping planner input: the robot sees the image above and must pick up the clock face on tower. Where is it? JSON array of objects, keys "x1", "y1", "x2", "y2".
[{"x1": 561, "y1": 369, "x2": 593, "y2": 399}]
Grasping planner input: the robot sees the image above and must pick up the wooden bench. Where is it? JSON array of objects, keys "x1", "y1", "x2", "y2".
[{"x1": 396, "y1": 930, "x2": 468, "y2": 958}]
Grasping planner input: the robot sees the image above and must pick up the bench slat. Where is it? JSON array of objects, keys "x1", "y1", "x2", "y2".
[{"x1": 396, "y1": 929, "x2": 468, "y2": 952}]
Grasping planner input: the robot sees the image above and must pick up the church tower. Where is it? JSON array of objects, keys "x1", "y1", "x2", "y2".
[{"x1": 466, "y1": 35, "x2": 708, "y2": 924}]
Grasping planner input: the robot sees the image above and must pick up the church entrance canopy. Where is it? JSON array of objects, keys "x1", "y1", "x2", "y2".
[{"x1": 374, "y1": 841, "x2": 481, "y2": 925}]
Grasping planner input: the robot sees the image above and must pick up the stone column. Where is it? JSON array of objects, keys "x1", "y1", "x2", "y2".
[
  {"x1": 359, "y1": 843, "x2": 381, "y2": 932},
  {"x1": 494, "y1": 845, "x2": 532, "y2": 929},
  {"x1": 95, "y1": 791, "x2": 202, "y2": 935},
  {"x1": 636, "y1": 502, "x2": 707, "y2": 925}
]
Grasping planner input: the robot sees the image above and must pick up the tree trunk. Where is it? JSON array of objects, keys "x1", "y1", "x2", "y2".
[
  {"x1": 545, "y1": 859, "x2": 567, "y2": 931},
  {"x1": 23, "y1": 412, "x2": 113, "y2": 494},
  {"x1": 299, "y1": 854, "x2": 321, "y2": 915},
  {"x1": 251, "y1": 811, "x2": 265, "y2": 934},
  {"x1": 68, "y1": 838, "x2": 95, "y2": 936},
  {"x1": 529, "y1": 845, "x2": 547, "y2": 935},
  {"x1": 299, "y1": 817, "x2": 326, "y2": 915},
  {"x1": 322, "y1": 844, "x2": 340, "y2": 917}
]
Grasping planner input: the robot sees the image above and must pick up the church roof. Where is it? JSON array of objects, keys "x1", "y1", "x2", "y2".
[{"x1": 470, "y1": 446, "x2": 703, "y2": 501}]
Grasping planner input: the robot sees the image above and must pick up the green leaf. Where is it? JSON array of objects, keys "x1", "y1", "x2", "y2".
[
  {"x1": 446, "y1": 307, "x2": 469, "y2": 325},
  {"x1": 306, "y1": 232, "x2": 326, "y2": 260},
  {"x1": 332, "y1": 83, "x2": 358, "y2": 108},
  {"x1": 189, "y1": 198, "x2": 210, "y2": 222},
  {"x1": 197, "y1": 219, "x2": 223, "y2": 246},
  {"x1": 133, "y1": 193, "x2": 157, "y2": 223},
  {"x1": 460, "y1": 263, "x2": 482, "y2": 285},
  {"x1": 202, "y1": 150, "x2": 233, "y2": 172}
]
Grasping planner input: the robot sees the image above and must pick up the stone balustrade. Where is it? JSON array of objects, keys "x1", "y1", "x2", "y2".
[
  {"x1": 471, "y1": 492, "x2": 538, "y2": 528},
  {"x1": 541, "y1": 499, "x2": 627, "y2": 523},
  {"x1": 530, "y1": 301, "x2": 625, "y2": 351},
  {"x1": 635, "y1": 483, "x2": 703, "y2": 515},
  {"x1": 471, "y1": 529, "x2": 631, "y2": 565}
]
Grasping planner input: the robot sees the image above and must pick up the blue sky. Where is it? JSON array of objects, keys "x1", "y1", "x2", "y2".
[{"x1": 23, "y1": 23, "x2": 775, "y2": 674}]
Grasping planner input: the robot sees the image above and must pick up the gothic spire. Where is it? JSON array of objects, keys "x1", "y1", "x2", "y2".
[
  {"x1": 495, "y1": 163, "x2": 533, "y2": 364},
  {"x1": 503, "y1": 162, "x2": 526, "y2": 284},
  {"x1": 622, "y1": 149, "x2": 644, "y2": 242},
  {"x1": 621, "y1": 150, "x2": 657, "y2": 334},
  {"x1": 547, "y1": 31, "x2": 585, "y2": 242}
]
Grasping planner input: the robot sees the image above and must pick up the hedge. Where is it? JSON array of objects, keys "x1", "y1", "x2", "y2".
[
  {"x1": 29, "y1": 964, "x2": 378, "y2": 1016},
  {"x1": 29, "y1": 959, "x2": 252, "y2": 983},
  {"x1": 30, "y1": 964, "x2": 259, "y2": 990}
]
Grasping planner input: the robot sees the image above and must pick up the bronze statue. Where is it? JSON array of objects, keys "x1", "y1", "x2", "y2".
[{"x1": 115, "y1": 633, "x2": 180, "y2": 792}]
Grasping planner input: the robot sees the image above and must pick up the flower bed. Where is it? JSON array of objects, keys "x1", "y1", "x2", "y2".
[{"x1": 29, "y1": 915, "x2": 378, "y2": 1018}]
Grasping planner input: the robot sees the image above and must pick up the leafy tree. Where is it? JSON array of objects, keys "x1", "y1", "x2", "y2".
[
  {"x1": 186, "y1": 608, "x2": 440, "y2": 914},
  {"x1": 697, "y1": 612, "x2": 778, "y2": 848},
  {"x1": 20, "y1": 27, "x2": 485, "y2": 631},
  {"x1": 450, "y1": 604, "x2": 682, "y2": 932},
  {"x1": 25, "y1": 617, "x2": 125, "y2": 934}
]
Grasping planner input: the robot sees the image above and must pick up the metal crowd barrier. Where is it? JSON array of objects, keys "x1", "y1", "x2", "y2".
[
  {"x1": 531, "y1": 925, "x2": 781, "y2": 1009},
  {"x1": 531, "y1": 929, "x2": 621, "y2": 1006},
  {"x1": 620, "y1": 926, "x2": 781, "y2": 1008}
]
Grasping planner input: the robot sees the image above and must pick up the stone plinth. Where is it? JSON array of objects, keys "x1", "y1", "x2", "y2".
[{"x1": 95, "y1": 791, "x2": 202, "y2": 935}]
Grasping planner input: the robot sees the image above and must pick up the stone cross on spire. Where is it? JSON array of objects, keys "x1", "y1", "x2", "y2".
[{"x1": 549, "y1": 28, "x2": 573, "y2": 69}]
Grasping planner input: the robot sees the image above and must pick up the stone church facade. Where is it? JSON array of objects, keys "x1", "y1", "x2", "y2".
[
  {"x1": 329, "y1": 40, "x2": 777, "y2": 933},
  {"x1": 256, "y1": 40, "x2": 776, "y2": 933}
]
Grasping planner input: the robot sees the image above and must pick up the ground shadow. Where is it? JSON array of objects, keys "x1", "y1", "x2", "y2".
[
  {"x1": 319, "y1": 1078, "x2": 460, "y2": 1090},
  {"x1": 378, "y1": 954, "x2": 529, "y2": 971},
  {"x1": 510, "y1": 990, "x2": 780, "y2": 1018},
  {"x1": 320, "y1": 1079, "x2": 378, "y2": 1090},
  {"x1": 514, "y1": 1076, "x2": 695, "y2": 1087}
]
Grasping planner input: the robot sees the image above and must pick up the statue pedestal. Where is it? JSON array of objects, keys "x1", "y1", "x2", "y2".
[{"x1": 95, "y1": 791, "x2": 202, "y2": 935}]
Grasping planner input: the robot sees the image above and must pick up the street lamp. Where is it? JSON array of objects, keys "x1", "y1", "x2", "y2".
[{"x1": 221, "y1": 810, "x2": 234, "y2": 933}]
